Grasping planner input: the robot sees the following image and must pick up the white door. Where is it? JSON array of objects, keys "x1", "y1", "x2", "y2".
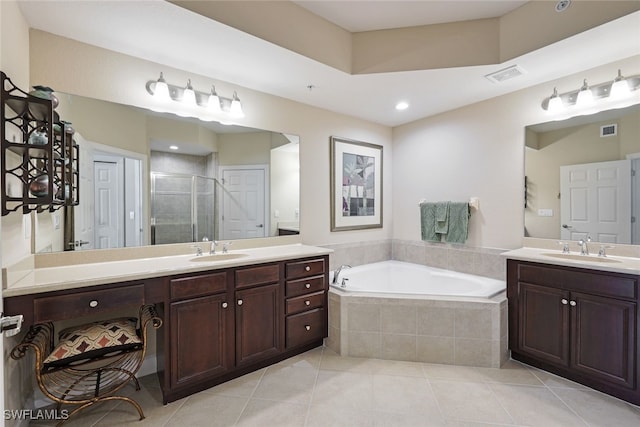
[
  {"x1": 73, "y1": 137, "x2": 95, "y2": 250},
  {"x1": 560, "y1": 159, "x2": 632, "y2": 244},
  {"x1": 94, "y1": 160, "x2": 123, "y2": 248},
  {"x1": 221, "y1": 167, "x2": 267, "y2": 239}
]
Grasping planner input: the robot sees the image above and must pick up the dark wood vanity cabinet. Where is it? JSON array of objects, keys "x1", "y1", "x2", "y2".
[
  {"x1": 159, "y1": 255, "x2": 329, "y2": 403},
  {"x1": 507, "y1": 259, "x2": 639, "y2": 405}
]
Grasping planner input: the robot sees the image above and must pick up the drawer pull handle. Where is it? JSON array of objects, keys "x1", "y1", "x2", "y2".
[
  {"x1": 305, "y1": 266, "x2": 311, "y2": 272},
  {"x1": 222, "y1": 302, "x2": 228, "y2": 309},
  {"x1": 305, "y1": 283, "x2": 311, "y2": 289},
  {"x1": 561, "y1": 299, "x2": 568, "y2": 305},
  {"x1": 305, "y1": 300, "x2": 310, "y2": 306},
  {"x1": 238, "y1": 299, "x2": 243, "y2": 306},
  {"x1": 89, "y1": 300, "x2": 99, "y2": 308},
  {"x1": 569, "y1": 300, "x2": 577, "y2": 307},
  {"x1": 305, "y1": 325, "x2": 311, "y2": 331}
]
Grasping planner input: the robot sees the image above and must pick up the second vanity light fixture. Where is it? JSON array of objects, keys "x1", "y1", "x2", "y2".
[
  {"x1": 543, "y1": 69, "x2": 640, "y2": 113},
  {"x1": 146, "y1": 73, "x2": 245, "y2": 118}
]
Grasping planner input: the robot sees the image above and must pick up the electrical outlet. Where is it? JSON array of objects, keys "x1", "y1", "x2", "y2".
[
  {"x1": 53, "y1": 214, "x2": 61, "y2": 230},
  {"x1": 23, "y1": 215, "x2": 31, "y2": 239}
]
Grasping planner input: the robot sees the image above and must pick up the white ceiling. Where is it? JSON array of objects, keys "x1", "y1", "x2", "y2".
[{"x1": 17, "y1": 1, "x2": 640, "y2": 127}]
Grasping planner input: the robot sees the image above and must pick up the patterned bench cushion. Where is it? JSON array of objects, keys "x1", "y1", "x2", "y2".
[{"x1": 43, "y1": 317, "x2": 141, "y2": 369}]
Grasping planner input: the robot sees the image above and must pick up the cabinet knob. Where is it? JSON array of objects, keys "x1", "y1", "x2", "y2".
[
  {"x1": 305, "y1": 325, "x2": 311, "y2": 331},
  {"x1": 561, "y1": 299, "x2": 568, "y2": 305},
  {"x1": 569, "y1": 300, "x2": 577, "y2": 307},
  {"x1": 222, "y1": 302, "x2": 228, "y2": 309},
  {"x1": 305, "y1": 283, "x2": 311, "y2": 289},
  {"x1": 305, "y1": 266, "x2": 311, "y2": 272},
  {"x1": 237, "y1": 299, "x2": 243, "y2": 306},
  {"x1": 305, "y1": 300, "x2": 311, "y2": 306},
  {"x1": 89, "y1": 300, "x2": 99, "y2": 308}
]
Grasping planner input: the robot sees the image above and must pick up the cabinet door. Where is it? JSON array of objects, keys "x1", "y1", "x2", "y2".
[
  {"x1": 571, "y1": 292, "x2": 636, "y2": 389},
  {"x1": 518, "y1": 282, "x2": 570, "y2": 367},
  {"x1": 236, "y1": 283, "x2": 282, "y2": 366},
  {"x1": 170, "y1": 293, "x2": 233, "y2": 387}
]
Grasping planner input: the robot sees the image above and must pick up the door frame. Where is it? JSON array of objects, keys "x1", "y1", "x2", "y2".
[
  {"x1": 218, "y1": 164, "x2": 270, "y2": 240},
  {"x1": 77, "y1": 139, "x2": 148, "y2": 248}
]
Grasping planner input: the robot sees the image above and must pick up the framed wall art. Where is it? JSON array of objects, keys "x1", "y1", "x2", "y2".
[{"x1": 330, "y1": 136, "x2": 383, "y2": 231}]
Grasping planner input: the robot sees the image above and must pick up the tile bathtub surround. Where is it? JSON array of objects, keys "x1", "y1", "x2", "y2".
[
  {"x1": 322, "y1": 240, "x2": 391, "y2": 271},
  {"x1": 27, "y1": 347, "x2": 640, "y2": 427},
  {"x1": 392, "y1": 239, "x2": 507, "y2": 280},
  {"x1": 328, "y1": 292, "x2": 508, "y2": 368}
]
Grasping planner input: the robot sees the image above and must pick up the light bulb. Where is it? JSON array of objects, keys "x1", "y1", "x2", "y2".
[
  {"x1": 575, "y1": 79, "x2": 594, "y2": 107},
  {"x1": 230, "y1": 91, "x2": 244, "y2": 118},
  {"x1": 182, "y1": 79, "x2": 197, "y2": 107},
  {"x1": 610, "y1": 69, "x2": 631, "y2": 100},
  {"x1": 547, "y1": 87, "x2": 564, "y2": 113},
  {"x1": 208, "y1": 86, "x2": 222, "y2": 113},
  {"x1": 153, "y1": 72, "x2": 170, "y2": 102}
]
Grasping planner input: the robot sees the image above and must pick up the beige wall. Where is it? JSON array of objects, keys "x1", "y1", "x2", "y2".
[
  {"x1": 392, "y1": 55, "x2": 640, "y2": 250},
  {"x1": 29, "y1": 30, "x2": 393, "y2": 247}
]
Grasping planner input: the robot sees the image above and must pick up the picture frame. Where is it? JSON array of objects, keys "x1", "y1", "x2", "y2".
[{"x1": 330, "y1": 136, "x2": 383, "y2": 231}]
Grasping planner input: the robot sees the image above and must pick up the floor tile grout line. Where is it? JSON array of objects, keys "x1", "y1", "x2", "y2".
[
  {"x1": 233, "y1": 366, "x2": 268, "y2": 426},
  {"x1": 159, "y1": 384, "x2": 195, "y2": 427},
  {"x1": 302, "y1": 346, "x2": 325, "y2": 426}
]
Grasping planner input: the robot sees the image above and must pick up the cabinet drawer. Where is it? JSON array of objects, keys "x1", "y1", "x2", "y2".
[
  {"x1": 286, "y1": 291, "x2": 325, "y2": 315},
  {"x1": 286, "y1": 259, "x2": 325, "y2": 280},
  {"x1": 235, "y1": 264, "x2": 280, "y2": 289},
  {"x1": 34, "y1": 285, "x2": 144, "y2": 323},
  {"x1": 286, "y1": 308, "x2": 325, "y2": 348},
  {"x1": 518, "y1": 262, "x2": 637, "y2": 300},
  {"x1": 286, "y1": 276, "x2": 325, "y2": 298},
  {"x1": 170, "y1": 272, "x2": 228, "y2": 300}
]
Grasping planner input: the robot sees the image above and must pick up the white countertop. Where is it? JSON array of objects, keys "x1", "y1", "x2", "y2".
[
  {"x1": 502, "y1": 247, "x2": 640, "y2": 275},
  {"x1": 4, "y1": 244, "x2": 332, "y2": 297}
]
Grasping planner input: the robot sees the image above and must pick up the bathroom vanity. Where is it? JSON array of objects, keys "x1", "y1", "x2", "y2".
[
  {"x1": 505, "y1": 251, "x2": 640, "y2": 405},
  {"x1": 2, "y1": 244, "x2": 330, "y2": 403}
]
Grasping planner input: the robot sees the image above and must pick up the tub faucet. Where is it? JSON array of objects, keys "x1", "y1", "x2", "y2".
[{"x1": 332, "y1": 265, "x2": 351, "y2": 284}]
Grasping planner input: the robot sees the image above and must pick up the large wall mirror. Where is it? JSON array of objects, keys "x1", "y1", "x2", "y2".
[
  {"x1": 35, "y1": 93, "x2": 300, "y2": 253},
  {"x1": 524, "y1": 104, "x2": 640, "y2": 245}
]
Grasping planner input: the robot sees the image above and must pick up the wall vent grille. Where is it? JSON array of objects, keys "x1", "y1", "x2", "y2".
[{"x1": 600, "y1": 124, "x2": 617, "y2": 137}]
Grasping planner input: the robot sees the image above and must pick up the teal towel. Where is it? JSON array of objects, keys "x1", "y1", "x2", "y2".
[
  {"x1": 445, "y1": 202, "x2": 470, "y2": 244},
  {"x1": 434, "y1": 201, "x2": 449, "y2": 234},
  {"x1": 420, "y1": 202, "x2": 440, "y2": 242}
]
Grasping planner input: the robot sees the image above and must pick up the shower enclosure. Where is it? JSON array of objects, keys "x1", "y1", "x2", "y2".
[{"x1": 151, "y1": 172, "x2": 216, "y2": 244}]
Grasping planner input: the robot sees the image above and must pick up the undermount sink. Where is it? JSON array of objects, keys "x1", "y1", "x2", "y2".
[
  {"x1": 190, "y1": 253, "x2": 249, "y2": 262},
  {"x1": 541, "y1": 253, "x2": 621, "y2": 264}
]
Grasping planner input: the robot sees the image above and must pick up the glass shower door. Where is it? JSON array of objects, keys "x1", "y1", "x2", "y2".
[
  {"x1": 195, "y1": 176, "x2": 216, "y2": 242},
  {"x1": 151, "y1": 173, "x2": 194, "y2": 244}
]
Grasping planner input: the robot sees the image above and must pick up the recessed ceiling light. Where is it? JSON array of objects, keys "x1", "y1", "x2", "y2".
[
  {"x1": 169, "y1": 145, "x2": 179, "y2": 150},
  {"x1": 555, "y1": 0, "x2": 571, "y2": 13},
  {"x1": 395, "y1": 101, "x2": 409, "y2": 111}
]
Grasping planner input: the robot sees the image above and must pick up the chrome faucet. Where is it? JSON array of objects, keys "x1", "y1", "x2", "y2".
[
  {"x1": 578, "y1": 236, "x2": 592, "y2": 255},
  {"x1": 598, "y1": 245, "x2": 614, "y2": 257},
  {"x1": 210, "y1": 240, "x2": 219, "y2": 255},
  {"x1": 332, "y1": 265, "x2": 352, "y2": 284},
  {"x1": 222, "y1": 241, "x2": 232, "y2": 253},
  {"x1": 191, "y1": 245, "x2": 203, "y2": 256}
]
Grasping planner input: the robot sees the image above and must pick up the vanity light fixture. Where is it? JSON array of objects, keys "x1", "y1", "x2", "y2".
[
  {"x1": 610, "y1": 69, "x2": 631, "y2": 99},
  {"x1": 542, "y1": 70, "x2": 640, "y2": 113},
  {"x1": 146, "y1": 73, "x2": 244, "y2": 119},
  {"x1": 547, "y1": 88, "x2": 564, "y2": 113},
  {"x1": 229, "y1": 91, "x2": 244, "y2": 118},
  {"x1": 575, "y1": 79, "x2": 594, "y2": 107},
  {"x1": 207, "y1": 85, "x2": 222, "y2": 113},
  {"x1": 153, "y1": 72, "x2": 171, "y2": 102}
]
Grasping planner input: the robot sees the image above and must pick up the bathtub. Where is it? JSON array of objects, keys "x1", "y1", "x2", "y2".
[
  {"x1": 327, "y1": 260, "x2": 508, "y2": 367},
  {"x1": 330, "y1": 260, "x2": 505, "y2": 298}
]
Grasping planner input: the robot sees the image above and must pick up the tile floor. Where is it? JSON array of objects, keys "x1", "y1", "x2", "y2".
[{"x1": 33, "y1": 346, "x2": 640, "y2": 427}]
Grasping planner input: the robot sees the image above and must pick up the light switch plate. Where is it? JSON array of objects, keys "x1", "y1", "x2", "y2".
[{"x1": 537, "y1": 209, "x2": 554, "y2": 217}]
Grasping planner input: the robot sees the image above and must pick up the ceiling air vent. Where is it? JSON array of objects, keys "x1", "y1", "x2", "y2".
[
  {"x1": 600, "y1": 124, "x2": 617, "y2": 137},
  {"x1": 484, "y1": 65, "x2": 527, "y2": 84}
]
